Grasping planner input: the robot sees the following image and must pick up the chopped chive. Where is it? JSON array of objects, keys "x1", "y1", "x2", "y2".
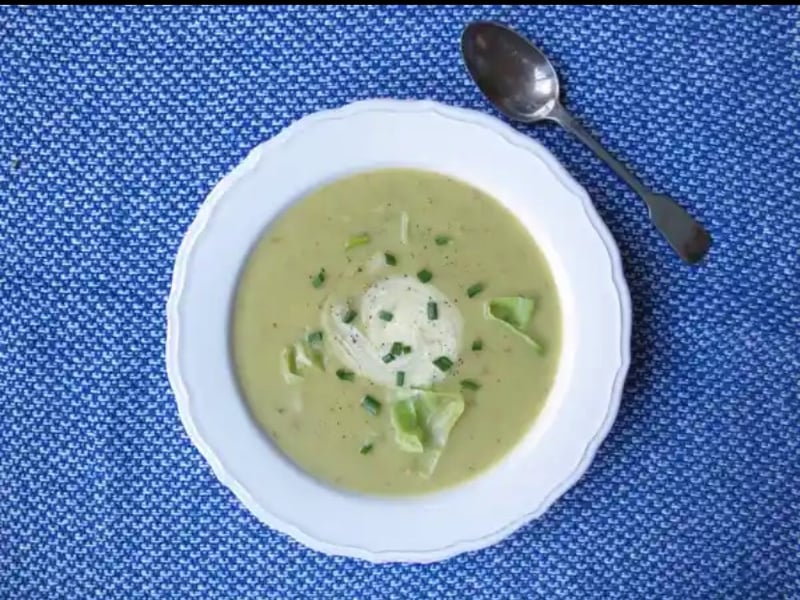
[
  {"x1": 379, "y1": 310, "x2": 394, "y2": 322},
  {"x1": 336, "y1": 368, "x2": 354, "y2": 382},
  {"x1": 427, "y1": 301, "x2": 438, "y2": 320},
  {"x1": 362, "y1": 395, "x2": 381, "y2": 416},
  {"x1": 467, "y1": 282, "x2": 485, "y2": 298},
  {"x1": 311, "y1": 268, "x2": 326, "y2": 288},
  {"x1": 391, "y1": 341, "x2": 404, "y2": 356},
  {"x1": 384, "y1": 252, "x2": 397, "y2": 266},
  {"x1": 307, "y1": 330, "x2": 323, "y2": 345},
  {"x1": 345, "y1": 233, "x2": 370, "y2": 250},
  {"x1": 396, "y1": 371, "x2": 405, "y2": 386},
  {"x1": 342, "y1": 309, "x2": 357, "y2": 324},
  {"x1": 461, "y1": 379, "x2": 481, "y2": 391},
  {"x1": 472, "y1": 339, "x2": 483, "y2": 351},
  {"x1": 417, "y1": 269, "x2": 433, "y2": 283},
  {"x1": 382, "y1": 353, "x2": 396, "y2": 364},
  {"x1": 360, "y1": 442, "x2": 374, "y2": 455},
  {"x1": 435, "y1": 235, "x2": 451, "y2": 246},
  {"x1": 402, "y1": 344, "x2": 412, "y2": 354},
  {"x1": 433, "y1": 356, "x2": 453, "y2": 372}
]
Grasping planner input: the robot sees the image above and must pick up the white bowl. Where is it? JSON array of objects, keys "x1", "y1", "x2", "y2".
[{"x1": 166, "y1": 99, "x2": 631, "y2": 563}]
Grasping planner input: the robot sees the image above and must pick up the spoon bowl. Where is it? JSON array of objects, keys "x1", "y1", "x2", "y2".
[
  {"x1": 461, "y1": 21, "x2": 712, "y2": 265},
  {"x1": 461, "y1": 21, "x2": 560, "y2": 122}
]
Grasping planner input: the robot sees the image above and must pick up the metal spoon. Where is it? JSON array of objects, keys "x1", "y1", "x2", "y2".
[{"x1": 460, "y1": 21, "x2": 711, "y2": 265}]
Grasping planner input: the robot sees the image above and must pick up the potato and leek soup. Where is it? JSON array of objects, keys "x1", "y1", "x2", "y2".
[{"x1": 231, "y1": 168, "x2": 562, "y2": 496}]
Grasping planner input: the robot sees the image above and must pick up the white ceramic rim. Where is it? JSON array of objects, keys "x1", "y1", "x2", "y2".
[{"x1": 166, "y1": 99, "x2": 631, "y2": 563}]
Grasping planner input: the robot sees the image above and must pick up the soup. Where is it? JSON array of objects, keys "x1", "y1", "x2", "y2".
[{"x1": 231, "y1": 168, "x2": 562, "y2": 496}]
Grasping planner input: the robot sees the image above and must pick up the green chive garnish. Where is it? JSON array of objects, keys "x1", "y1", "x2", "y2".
[
  {"x1": 307, "y1": 330, "x2": 323, "y2": 345},
  {"x1": 396, "y1": 371, "x2": 405, "y2": 386},
  {"x1": 427, "y1": 301, "x2": 438, "y2": 320},
  {"x1": 467, "y1": 282, "x2": 485, "y2": 298},
  {"x1": 336, "y1": 368, "x2": 354, "y2": 382},
  {"x1": 384, "y1": 252, "x2": 397, "y2": 266},
  {"x1": 379, "y1": 310, "x2": 394, "y2": 322},
  {"x1": 402, "y1": 344, "x2": 412, "y2": 354},
  {"x1": 345, "y1": 233, "x2": 370, "y2": 250},
  {"x1": 311, "y1": 268, "x2": 326, "y2": 288},
  {"x1": 461, "y1": 379, "x2": 481, "y2": 391},
  {"x1": 360, "y1": 442, "x2": 374, "y2": 455},
  {"x1": 472, "y1": 339, "x2": 483, "y2": 351},
  {"x1": 362, "y1": 395, "x2": 381, "y2": 416},
  {"x1": 343, "y1": 309, "x2": 357, "y2": 324},
  {"x1": 417, "y1": 269, "x2": 433, "y2": 283},
  {"x1": 391, "y1": 342, "x2": 404, "y2": 356},
  {"x1": 433, "y1": 356, "x2": 453, "y2": 372},
  {"x1": 382, "y1": 353, "x2": 396, "y2": 364},
  {"x1": 435, "y1": 235, "x2": 451, "y2": 246}
]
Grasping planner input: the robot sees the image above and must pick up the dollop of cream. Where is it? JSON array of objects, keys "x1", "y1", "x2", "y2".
[{"x1": 322, "y1": 275, "x2": 463, "y2": 388}]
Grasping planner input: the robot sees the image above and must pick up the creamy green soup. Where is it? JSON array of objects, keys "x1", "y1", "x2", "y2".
[{"x1": 231, "y1": 168, "x2": 562, "y2": 496}]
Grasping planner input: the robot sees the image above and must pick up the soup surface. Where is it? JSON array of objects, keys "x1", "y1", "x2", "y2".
[{"x1": 231, "y1": 168, "x2": 562, "y2": 495}]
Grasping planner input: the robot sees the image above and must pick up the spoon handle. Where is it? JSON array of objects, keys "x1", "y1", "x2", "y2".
[{"x1": 547, "y1": 104, "x2": 711, "y2": 265}]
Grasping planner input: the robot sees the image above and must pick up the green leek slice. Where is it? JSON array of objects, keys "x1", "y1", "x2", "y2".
[
  {"x1": 300, "y1": 331, "x2": 326, "y2": 371},
  {"x1": 389, "y1": 389, "x2": 466, "y2": 477},
  {"x1": 400, "y1": 211, "x2": 409, "y2": 244},
  {"x1": 345, "y1": 233, "x2": 370, "y2": 250},
  {"x1": 281, "y1": 325, "x2": 327, "y2": 382},
  {"x1": 390, "y1": 399, "x2": 424, "y2": 453},
  {"x1": 280, "y1": 345, "x2": 303, "y2": 384},
  {"x1": 485, "y1": 296, "x2": 542, "y2": 351}
]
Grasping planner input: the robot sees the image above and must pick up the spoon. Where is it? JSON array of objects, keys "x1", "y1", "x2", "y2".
[{"x1": 460, "y1": 21, "x2": 711, "y2": 265}]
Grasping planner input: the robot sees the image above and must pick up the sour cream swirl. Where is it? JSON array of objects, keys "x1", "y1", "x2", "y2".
[{"x1": 322, "y1": 275, "x2": 463, "y2": 388}]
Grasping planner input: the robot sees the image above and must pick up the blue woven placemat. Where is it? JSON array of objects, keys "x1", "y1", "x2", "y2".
[{"x1": 2, "y1": 5, "x2": 798, "y2": 599}]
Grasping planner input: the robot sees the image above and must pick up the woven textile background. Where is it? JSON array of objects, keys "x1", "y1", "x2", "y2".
[{"x1": 2, "y1": 5, "x2": 798, "y2": 599}]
